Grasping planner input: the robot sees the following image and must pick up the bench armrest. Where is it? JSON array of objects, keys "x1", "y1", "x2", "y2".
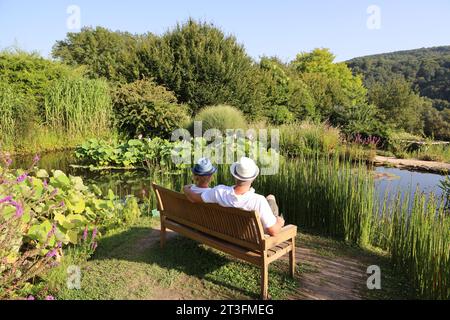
[{"x1": 263, "y1": 224, "x2": 297, "y2": 250}]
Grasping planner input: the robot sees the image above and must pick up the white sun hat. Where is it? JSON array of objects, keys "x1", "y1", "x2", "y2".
[{"x1": 230, "y1": 157, "x2": 260, "y2": 181}]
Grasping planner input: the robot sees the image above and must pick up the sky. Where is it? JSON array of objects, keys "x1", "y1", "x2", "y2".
[{"x1": 0, "y1": 0, "x2": 449, "y2": 62}]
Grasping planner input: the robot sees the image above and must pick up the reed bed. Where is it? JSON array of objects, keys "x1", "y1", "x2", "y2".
[
  {"x1": 0, "y1": 83, "x2": 20, "y2": 145},
  {"x1": 43, "y1": 77, "x2": 112, "y2": 137}
]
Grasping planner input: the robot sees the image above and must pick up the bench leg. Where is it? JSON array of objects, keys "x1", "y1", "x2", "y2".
[
  {"x1": 289, "y1": 238, "x2": 296, "y2": 277},
  {"x1": 261, "y1": 257, "x2": 268, "y2": 300},
  {"x1": 160, "y1": 217, "x2": 166, "y2": 249}
]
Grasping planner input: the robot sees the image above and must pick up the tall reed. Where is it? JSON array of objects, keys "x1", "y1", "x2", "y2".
[
  {"x1": 0, "y1": 83, "x2": 20, "y2": 145},
  {"x1": 43, "y1": 77, "x2": 112, "y2": 137}
]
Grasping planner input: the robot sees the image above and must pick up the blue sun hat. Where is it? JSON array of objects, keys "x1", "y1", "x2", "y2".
[{"x1": 192, "y1": 157, "x2": 217, "y2": 176}]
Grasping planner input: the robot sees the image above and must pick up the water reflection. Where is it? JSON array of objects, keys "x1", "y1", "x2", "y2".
[{"x1": 12, "y1": 151, "x2": 447, "y2": 202}]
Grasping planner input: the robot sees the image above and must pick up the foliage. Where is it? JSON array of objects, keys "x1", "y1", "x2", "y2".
[
  {"x1": 113, "y1": 79, "x2": 190, "y2": 139},
  {"x1": 44, "y1": 76, "x2": 112, "y2": 137},
  {"x1": 369, "y1": 191, "x2": 449, "y2": 299},
  {"x1": 291, "y1": 48, "x2": 368, "y2": 117},
  {"x1": 347, "y1": 46, "x2": 450, "y2": 108},
  {"x1": 191, "y1": 105, "x2": 247, "y2": 132},
  {"x1": 278, "y1": 122, "x2": 342, "y2": 157},
  {"x1": 368, "y1": 76, "x2": 429, "y2": 134},
  {"x1": 348, "y1": 46, "x2": 450, "y2": 140},
  {"x1": 258, "y1": 57, "x2": 316, "y2": 122},
  {"x1": 52, "y1": 26, "x2": 143, "y2": 83},
  {"x1": 439, "y1": 175, "x2": 450, "y2": 210},
  {"x1": 0, "y1": 51, "x2": 113, "y2": 153},
  {"x1": 75, "y1": 138, "x2": 182, "y2": 168},
  {"x1": 0, "y1": 153, "x2": 140, "y2": 298},
  {"x1": 53, "y1": 20, "x2": 263, "y2": 116}
]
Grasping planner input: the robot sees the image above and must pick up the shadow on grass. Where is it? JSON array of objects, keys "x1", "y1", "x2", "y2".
[{"x1": 91, "y1": 224, "x2": 297, "y2": 299}]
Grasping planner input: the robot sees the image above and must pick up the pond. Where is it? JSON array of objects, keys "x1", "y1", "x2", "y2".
[{"x1": 12, "y1": 150, "x2": 447, "y2": 202}]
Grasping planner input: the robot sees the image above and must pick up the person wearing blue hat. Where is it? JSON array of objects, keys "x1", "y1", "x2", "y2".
[{"x1": 190, "y1": 157, "x2": 217, "y2": 194}]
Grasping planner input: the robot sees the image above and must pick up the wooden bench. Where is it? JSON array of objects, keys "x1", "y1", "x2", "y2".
[{"x1": 152, "y1": 183, "x2": 298, "y2": 299}]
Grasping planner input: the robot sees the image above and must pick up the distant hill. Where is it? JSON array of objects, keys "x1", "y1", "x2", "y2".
[{"x1": 347, "y1": 46, "x2": 450, "y2": 110}]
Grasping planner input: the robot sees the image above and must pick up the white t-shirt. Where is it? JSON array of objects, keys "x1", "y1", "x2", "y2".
[
  {"x1": 200, "y1": 185, "x2": 277, "y2": 229},
  {"x1": 190, "y1": 184, "x2": 211, "y2": 194}
]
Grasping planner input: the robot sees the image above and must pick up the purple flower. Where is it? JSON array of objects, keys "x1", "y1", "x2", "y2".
[
  {"x1": 16, "y1": 174, "x2": 27, "y2": 183},
  {"x1": 43, "y1": 180, "x2": 48, "y2": 188},
  {"x1": 57, "y1": 242, "x2": 62, "y2": 248},
  {"x1": 27, "y1": 295, "x2": 35, "y2": 300},
  {"x1": 0, "y1": 196, "x2": 12, "y2": 204},
  {"x1": 44, "y1": 295, "x2": 55, "y2": 300},
  {"x1": 46, "y1": 249, "x2": 57, "y2": 258},
  {"x1": 33, "y1": 154, "x2": 40, "y2": 163},
  {"x1": 92, "y1": 227, "x2": 98, "y2": 241},
  {"x1": 59, "y1": 201, "x2": 65, "y2": 207}
]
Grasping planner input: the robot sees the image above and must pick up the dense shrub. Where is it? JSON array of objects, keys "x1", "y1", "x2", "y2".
[
  {"x1": 191, "y1": 105, "x2": 247, "y2": 133},
  {"x1": 268, "y1": 105, "x2": 294, "y2": 125},
  {"x1": 113, "y1": 79, "x2": 190, "y2": 139}
]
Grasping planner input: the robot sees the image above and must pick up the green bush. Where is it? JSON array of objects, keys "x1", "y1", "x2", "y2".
[
  {"x1": 268, "y1": 106, "x2": 294, "y2": 125},
  {"x1": 113, "y1": 79, "x2": 190, "y2": 139},
  {"x1": 191, "y1": 105, "x2": 247, "y2": 133}
]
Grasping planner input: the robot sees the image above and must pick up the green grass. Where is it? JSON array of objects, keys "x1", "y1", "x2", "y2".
[{"x1": 49, "y1": 217, "x2": 298, "y2": 300}]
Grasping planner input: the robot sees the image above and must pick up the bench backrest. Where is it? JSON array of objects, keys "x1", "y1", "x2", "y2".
[{"x1": 152, "y1": 183, "x2": 265, "y2": 251}]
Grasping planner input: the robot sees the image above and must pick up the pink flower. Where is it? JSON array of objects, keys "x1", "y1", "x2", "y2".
[
  {"x1": 33, "y1": 154, "x2": 40, "y2": 163},
  {"x1": 46, "y1": 249, "x2": 57, "y2": 258},
  {"x1": 27, "y1": 295, "x2": 35, "y2": 300},
  {"x1": 91, "y1": 242, "x2": 98, "y2": 251},
  {"x1": 16, "y1": 174, "x2": 27, "y2": 183},
  {"x1": 43, "y1": 179, "x2": 48, "y2": 188},
  {"x1": 0, "y1": 196, "x2": 12, "y2": 204},
  {"x1": 92, "y1": 227, "x2": 98, "y2": 240},
  {"x1": 44, "y1": 295, "x2": 55, "y2": 300},
  {"x1": 83, "y1": 226, "x2": 88, "y2": 241}
]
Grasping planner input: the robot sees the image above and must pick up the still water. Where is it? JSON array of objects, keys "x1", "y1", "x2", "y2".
[{"x1": 12, "y1": 150, "x2": 447, "y2": 201}]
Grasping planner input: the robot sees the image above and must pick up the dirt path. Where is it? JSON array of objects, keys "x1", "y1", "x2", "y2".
[
  {"x1": 286, "y1": 234, "x2": 377, "y2": 300},
  {"x1": 374, "y1": 155, "x2": 450, "y2": 173}
]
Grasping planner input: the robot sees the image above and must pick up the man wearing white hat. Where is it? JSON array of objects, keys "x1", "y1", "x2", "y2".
[{"x1": 183, "y1": 157, "x2": 285, "y2": 236}]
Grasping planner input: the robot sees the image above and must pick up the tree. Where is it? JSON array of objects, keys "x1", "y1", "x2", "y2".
[
  {"x1": 52, "y1": 26, "x2": 144, "y2": 83},
  {"x1": 138, "y1": 19, "x2": 263, "y2": 115},
  {"x1": 368, "y1": 77, "x2": 427, "y2": 134},
  {"x1": 257, "y1": 57, "x2": 315, "y2": 122},
  {"x1": 290, "y1": 48, "x2": 368, "y2": 119}
]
